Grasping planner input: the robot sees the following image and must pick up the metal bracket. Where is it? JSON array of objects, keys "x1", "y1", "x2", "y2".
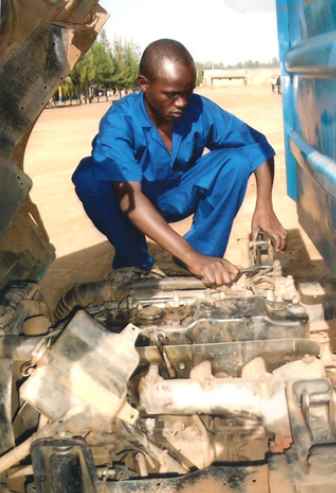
[{"x1": 249, "y1": 231, "x2": 275, "y2": 268}]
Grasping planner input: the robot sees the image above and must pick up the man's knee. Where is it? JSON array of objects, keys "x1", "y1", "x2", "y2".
[
  {"x1": 213, "y1": 149, "x2": 252, "y2": 186},
  {"x1": 72, "y1": 158, "x2": 99, "y2": 202}
]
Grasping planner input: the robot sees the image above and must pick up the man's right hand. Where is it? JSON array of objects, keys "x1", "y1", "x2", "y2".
[{"x1": 186, "y1": 253, "x2": 240, "y2": 287}]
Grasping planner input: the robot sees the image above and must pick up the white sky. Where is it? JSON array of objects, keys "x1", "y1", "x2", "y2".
[{"x1": 99, "y1": 0, "x2": 279, "y2": 65}]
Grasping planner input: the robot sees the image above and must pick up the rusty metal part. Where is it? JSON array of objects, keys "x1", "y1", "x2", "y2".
[
  {"x1": 249, "y1": 231, "x2": 275, "y2": 268},
  {"x1": 0, "y1": 414, "x2": 50, "y2": 476},
  {"x1": 0, "y1": 335, "x2": 45, "y2": 360},
  {"x1": 94, "y1": 464, "x2": 269, "y2": 493},
  {"x1": 22, "y1": 315, "x2": 50, "y2": 336},
  {"x1": 139, "y1": 362, "x2": 292, "y2": 455},
  {"x1": 0, "y1": 435, "x2": 36, "y2": 476},
  {"x1": 286, "y1": 379, "x2": 336, "y2": 467},
  {"x1": 273, "y1": 355, "x2": 326, "y2": 381},
  {"x1": 20, "y1": 337, "x2": 51, "y2": 376},
  {"x1": 55, "y1": 279, "x2": 128, "y2": 320},
  {"x1": 135, "y1": 453, "x2": 148, "y2": 477},
  {"x1": 121, "y1": 422, "x2": 188, "y2": 475},
  {"x1": 138, "y1": 297, "x2": 308, "y2": 349},
  {"x1": 157, "y1": 415, "x2": 216, "y2": 469},
  {"x1": 0, "y1": 359, "x2": 15, "y2": 455},
  {"x1": 0, "y1": 1, "x2": 108, "y2": 288},
  {"x1": 31, "y1": 436, "x2": 97, "y2": 493},
  {"x1": 139, "y1": 338, "x2": 320, "y2": 379},
  {"x1": 20, "y1": 311, "x2": 140, "y2": 428},
  {"x1": 54, "y1": 277, "x2": 241, "y2": 321},
  {"x1": 57, "y1": 266, "x2": 303, "y2": 328},
  {"x1": 0, "y1": 282, "x2": 51, "y2": 335},
  {"x1": 131, "y1": 269, "x2": 270, "y2": 291},
  {"x1": 156, "y1": 333, "x2": 176, "y2": 378}
]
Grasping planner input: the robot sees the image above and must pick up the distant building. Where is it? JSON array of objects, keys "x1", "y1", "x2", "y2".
[
  {"x1": 203, "y1": 69, "x2": 248, "y2": 87},
  {"x1": 202, "y1": 68, "x2": 280, "y2": 87}
]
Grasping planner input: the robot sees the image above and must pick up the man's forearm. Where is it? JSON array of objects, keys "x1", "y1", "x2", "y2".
[
  {"x1": 116, "y1": 182, "x2": 196, "y2": 265},
  {"x1": 251, "y1": 158, "x2": 287, "y2": 250},
  {"x1": 114, "y1": 181, "x2": 240, "y2": 285},
  {"x1": 254, "y1": 158, "x2": 274, "y2": 209}
]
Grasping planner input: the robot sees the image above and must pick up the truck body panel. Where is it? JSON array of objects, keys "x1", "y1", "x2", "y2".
[{"x1": 276, "y1": 0, "x2": 336, "y2": 272}]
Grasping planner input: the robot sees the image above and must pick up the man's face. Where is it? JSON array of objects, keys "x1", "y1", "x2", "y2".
[{"x1": 140, "y1": 59, "x2": 196, "y2": 124}]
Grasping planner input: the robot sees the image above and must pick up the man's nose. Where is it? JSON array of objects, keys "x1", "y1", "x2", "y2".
[{"x1": 175, "y1": 95, "x2": 188, "y2": 109}]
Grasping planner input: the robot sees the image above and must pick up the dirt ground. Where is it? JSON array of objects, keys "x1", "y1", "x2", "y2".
[{"x1": 23, "y1": 85, "x2": 329, "y2": 309}]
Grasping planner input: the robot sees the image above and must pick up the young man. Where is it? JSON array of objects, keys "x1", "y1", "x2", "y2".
[{"x1": 72, "y1": 39, "x2": 286, "y2": 287}]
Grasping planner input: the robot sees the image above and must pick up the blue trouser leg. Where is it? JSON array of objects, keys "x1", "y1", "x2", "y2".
[
  {"x1": 73, "y1": 148, "x2": 255, "y2": 269},
  {"x1": 72, "y1": 159, "x2": 154, "y2": 270},
  {"x1": 152, "y1": 148, "x2": 255, "y2": 257}
]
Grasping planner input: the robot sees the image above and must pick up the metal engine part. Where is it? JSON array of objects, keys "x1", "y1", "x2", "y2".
[
  {"x1": 0, "y1": 282, "x2": 51, "y2": 335},
  {"x1": 55, "y1": 261, "x2": 302, "y2": 327},
  {"x1": 1, "y1": 283, "x2": 336, "y2": 492},
  {"x1": 14, "y1": 309, "x2": 336, "y2": 491},
  {"x1": 249, "y1": 230, "x2": 275, "y2": 268},
  {"x1": 20, "y1": 311, "x2": 140, "y2": 428},
  {"x1": 139, "y1": 361, "x2": 292, "y2": 455},
  {"x1": 31, "y1": 437, "x2": 97, "y2": 493},
  {"x1": 1, "y1": 236, "x2": 336, "y2": 491}
]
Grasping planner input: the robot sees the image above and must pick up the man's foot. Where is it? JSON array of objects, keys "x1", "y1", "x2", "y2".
[{"x1": 105, "y1": 264, "x2": 166, "y2": 285}]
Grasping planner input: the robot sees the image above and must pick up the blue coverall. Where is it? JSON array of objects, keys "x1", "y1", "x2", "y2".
[{"x1": 72, "y1": 93, "x2": 275, "y2": 270}]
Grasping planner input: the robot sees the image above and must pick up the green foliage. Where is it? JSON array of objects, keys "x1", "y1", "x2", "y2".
[{"x1": 68, "y1": 30, "x2": 140, "y2": 100}]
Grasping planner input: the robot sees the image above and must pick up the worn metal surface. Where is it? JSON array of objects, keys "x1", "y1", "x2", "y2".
[
  {"x1": 55, "y1": 261, "x2": 302, "y2": 321},
  {"x1": 0, "y1": 282, "x2": 50, "y2": 335},
  {"x1": 286, "y1": 378, "x2": 336, "y2": 465},
  {"x1": 138, "y1": 297, "x2": 308, "y2": 347},
  {"x1": 0, "y1": 359, "x2": 15, "y2": 455},
  {"x1": 95, "y1": 465, "x2": 269, "y2": 493},
  {"x1": 3, "y1": 303, "x2": 336, "y2": 492},
  {"x1": 276, "y1": 0, "x2": 336, "y2": 272},
  {"x1": 0, "y1": 1, "x2": 108, "y2": 289},
  {"x1": 139, "y1": 338, "x2": 320, "y2": 378},
  {"x1": 139, "y1": 361, "x2": 292, "y2": 455},
  {"x1": 31, "y1": 437, "x2": 97, "y2": 493}
]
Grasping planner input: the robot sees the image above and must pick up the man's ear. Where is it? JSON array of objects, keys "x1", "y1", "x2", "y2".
[{"x1": 137, "y1": 75, "x2": 150, "y2": 93}]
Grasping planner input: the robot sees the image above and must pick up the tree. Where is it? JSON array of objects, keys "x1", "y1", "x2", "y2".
[
  {"x1": 91, "y1": 42, "x2": 114, "y2": 99},
  {"x1": 56, "y1": 32, "x2": 141, "y2": 104},
  {"x1": 71, "y1": 49, "x2": 96, "y2": 103},
  {"x1": 108, "y1": 40, "x2": 139, "y2": 96}
]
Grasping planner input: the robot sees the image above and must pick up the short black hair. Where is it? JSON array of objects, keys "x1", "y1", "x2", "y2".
[{"x1": 139, "y1": 39, "x2": 195, "y2": 80}]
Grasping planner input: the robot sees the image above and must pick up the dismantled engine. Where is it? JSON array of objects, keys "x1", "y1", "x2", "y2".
[
  {"x1": 6, "y1": 1, "x2": 336, "y2": 492},
  {"x1": 1, "y1": 238, "x2": 336, "y2": 493}
]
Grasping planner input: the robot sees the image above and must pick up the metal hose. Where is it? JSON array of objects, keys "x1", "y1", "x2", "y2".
[{"x1": 55, "y1": 280, "x2": 127, "y2": 321}]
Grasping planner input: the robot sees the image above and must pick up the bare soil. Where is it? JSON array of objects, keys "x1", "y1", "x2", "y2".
[{"x1": 23, "y1": 85, "x2": 329, "y2": 310}]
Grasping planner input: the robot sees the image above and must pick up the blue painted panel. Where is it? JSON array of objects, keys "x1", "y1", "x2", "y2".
[
  {"x1": 276, "y1": 0, "x2": 298, "y2": 199},
  {"x1": 276, "y1": 0, "x2": 336, "y2": 271}
]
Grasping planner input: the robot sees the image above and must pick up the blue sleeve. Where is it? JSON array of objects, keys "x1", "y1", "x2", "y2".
[
  {"x1": 203, "y1": 98, "x2": 275, "y2": 171},
  {"x1": 91, "y1": 107, "x2": 143, "y2": 182}
]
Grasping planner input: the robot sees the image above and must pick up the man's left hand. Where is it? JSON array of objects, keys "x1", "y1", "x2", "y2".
[{"x1": 251, "y1": 207, "x2": 287, "y2": 251}]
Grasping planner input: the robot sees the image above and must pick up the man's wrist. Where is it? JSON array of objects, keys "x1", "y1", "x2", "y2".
[
  {"x1": 179, "y1": 247, "x2": 200, "y2": 268},
  {"x1": 255, "y1": 198, "x2": 274, "y2": 212}
]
